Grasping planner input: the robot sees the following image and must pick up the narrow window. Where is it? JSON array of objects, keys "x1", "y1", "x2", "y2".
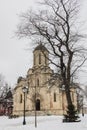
[
  {"x1": 45, "y1": 54, "x2": 47, "y2": 65},
  {"x1": 34, "y1": 54, "x2": 35, "y2": 65},
  {"x1": 71, "y1": 92, "x2": 74, "y2": 102},
  {"x1": 37, "y1": 79, "x2": 39, "y2": 86},
  {"x1": 54, "y1": 92, "x2": 56, "y2": 102},
  {"x1": 39, "y1": 53, "x2": 41, "y2": 64},
  {"x1": 20, "y1": 94, "x2": 22, "y2": 103}
]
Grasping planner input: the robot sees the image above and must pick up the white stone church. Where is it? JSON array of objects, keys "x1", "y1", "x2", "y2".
[{"x1": 13, "y1": 44, "x2": 77, "y2": 116}]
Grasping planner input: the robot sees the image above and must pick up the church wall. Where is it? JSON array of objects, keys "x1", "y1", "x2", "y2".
[{"x1": 13, "y1": 81, "x2": 77, "y2": 116}]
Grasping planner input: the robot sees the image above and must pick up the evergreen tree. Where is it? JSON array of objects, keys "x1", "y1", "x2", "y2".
[{"x1": 64, "y1": 104, "x2": 80, "y2": 122}]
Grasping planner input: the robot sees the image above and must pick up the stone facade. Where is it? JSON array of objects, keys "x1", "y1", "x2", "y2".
[{"x1": 13, "y1": 44, "x2": 77, "y2": 116}]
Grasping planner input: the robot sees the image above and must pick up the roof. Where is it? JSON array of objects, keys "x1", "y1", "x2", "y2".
[
  {"x1": 34, "y1": 43, "x2": 49, "y2": 52},
  {"x1": 5, "y1": 90, "x2": 13, "y2": 99}
]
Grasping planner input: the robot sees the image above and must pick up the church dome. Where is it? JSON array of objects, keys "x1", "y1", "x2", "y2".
[{"x1": 34, "y1": 43, "x2": 48, "y2": 52}]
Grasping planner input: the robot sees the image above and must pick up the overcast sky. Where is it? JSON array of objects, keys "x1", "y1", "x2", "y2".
[{"x1": 0, "y1": 0, "x2": 87, "y2": 87}]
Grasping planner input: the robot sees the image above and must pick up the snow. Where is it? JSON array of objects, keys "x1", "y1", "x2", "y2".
[{"x1": 0, "y1": 115, "x2": 87, "y2": 130}]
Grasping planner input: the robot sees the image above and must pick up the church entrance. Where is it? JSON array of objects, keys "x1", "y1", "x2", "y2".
[{"x1": 36, "y1": 99, "x2": 40, "y2": 111}]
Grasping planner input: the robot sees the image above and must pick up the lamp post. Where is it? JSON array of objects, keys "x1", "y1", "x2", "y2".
[
  {"x1": 81, "y1": 96, "x2": 84, "y2": 117},
  {"x1": 35, "y1": 84, "x2": 37, "y2": 128},
  {"x1": 22, "y1": 86, "x2": 28, "y2": 125}
]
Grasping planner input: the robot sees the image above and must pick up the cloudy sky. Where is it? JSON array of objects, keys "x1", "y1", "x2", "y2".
[{"x1": 0, "y1": 0, "x2": 87, "y2": 87}]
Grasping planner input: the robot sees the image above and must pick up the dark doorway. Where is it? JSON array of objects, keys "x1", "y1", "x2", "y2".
[{"x1": 36, "y1": 99, "x2": 40, "y2": 111}]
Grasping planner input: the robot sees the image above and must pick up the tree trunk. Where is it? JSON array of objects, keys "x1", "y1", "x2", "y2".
[{"x1": 65, "y1": 83, "x2": 72, "y2": 106}]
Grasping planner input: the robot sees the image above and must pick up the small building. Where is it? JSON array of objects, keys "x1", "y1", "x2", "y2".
[
  {"x1": 13, "y1": 44, "x2": 77, "y2": 116},
  {"x1": 0, "y1": 88, "x2": 13, "y2": 116}
]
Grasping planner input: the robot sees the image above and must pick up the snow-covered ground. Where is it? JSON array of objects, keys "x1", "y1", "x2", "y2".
[{"x1": 0, "y1": 115, "x2": 87, "y2": 130}]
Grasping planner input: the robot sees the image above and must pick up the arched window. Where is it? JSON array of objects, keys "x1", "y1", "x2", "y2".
[
  {"x1": 36, "y1": 99, "x2": 40, "y2": 111},
  {"x1": 54, "y1": 92, "x2": 56, "y2": 102}
]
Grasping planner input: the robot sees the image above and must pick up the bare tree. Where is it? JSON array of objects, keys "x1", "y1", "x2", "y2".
[
  {"x1": 0, "y1": 74, "x2": 6, "y2": 96},
  {"x1": 16, "y1": 0, "x2": 87, "y2": 121},
  {"x1": 0, "y1": 74, "x2": 10, "y2": 98}
]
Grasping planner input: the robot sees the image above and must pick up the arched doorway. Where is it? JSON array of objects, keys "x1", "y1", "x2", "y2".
[{"x1": 36, "y1": 99, "x2": 40, "y2": 111}]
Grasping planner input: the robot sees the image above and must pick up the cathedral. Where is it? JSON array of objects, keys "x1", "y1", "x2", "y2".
[{"x1": 13, "y1": 44, "x2": 77, "y2": 116}]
